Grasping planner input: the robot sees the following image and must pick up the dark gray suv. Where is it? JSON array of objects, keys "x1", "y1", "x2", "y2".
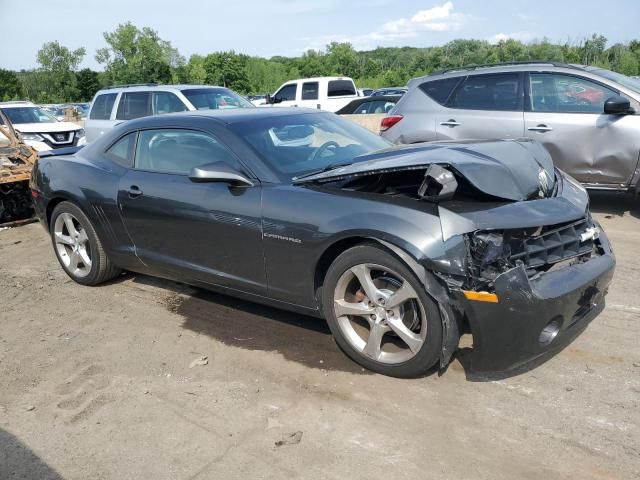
[{"x1": 382, "y1": 62, "x2": 640, "y2": 192}]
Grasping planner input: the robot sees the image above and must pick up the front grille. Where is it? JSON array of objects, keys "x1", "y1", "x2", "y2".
[
  {"x1": 509, "y1": 218, "x2": 595, "y2": 270},
  {"x1": 468, "y1": 217, "x2": 598, "y2": 289},
  {"x1": 41, "y1": 131, "x2": 75, "y2": 147}
]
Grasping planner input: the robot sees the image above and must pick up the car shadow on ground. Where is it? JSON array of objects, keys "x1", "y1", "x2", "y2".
[
  {"x1": 112, "y1": 274, "x2": 566, "y2": 381},
  {"x1": 123, "y1": 274, "x2": 374, "y2": 375},
  {"x1": 588, "y1": 191, "x2": 640, "y2": 219},
  {"x1": 0, "y1": 427, "x2": 63, "y2": 480}
]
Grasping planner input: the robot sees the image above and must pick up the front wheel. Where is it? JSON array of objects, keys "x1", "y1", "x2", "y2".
[
  {"x1": 322, "y1": 244, "x2": 443, "y2": 377},
  {"x1": 50, "y1": 201, "x2": 121, "y2": 286}
]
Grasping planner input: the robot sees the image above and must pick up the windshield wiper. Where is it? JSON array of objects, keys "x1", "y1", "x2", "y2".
[{"x1": 292, "y1": 162, "x2": 354, "y2": 181}]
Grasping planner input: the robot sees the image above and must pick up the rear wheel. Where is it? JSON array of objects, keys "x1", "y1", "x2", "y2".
[
  {"x1": 50, "y1": 201, "x2": 121, "y2": 286},
  {"x1": 322, "y1": 244, "x2": 442, "y2": 377}
]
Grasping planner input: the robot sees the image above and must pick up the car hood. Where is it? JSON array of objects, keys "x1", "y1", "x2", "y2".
[
  {"x1": 294, "y1": 139, "x2": 556, "y2": 202},
  {"x1": 13, "y1": 122, "x2": 81, "y2": 133}
]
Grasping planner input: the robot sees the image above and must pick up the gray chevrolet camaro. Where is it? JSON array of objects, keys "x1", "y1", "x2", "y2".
[{"x1": 31, "y1": 108, "x2": 615, "y2": 378}]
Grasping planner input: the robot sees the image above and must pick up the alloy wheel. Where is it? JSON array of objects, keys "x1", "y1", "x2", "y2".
[
  {"x1": 53, "y1": 212, "x2": 92, "y2": 278},
  {"x1": 333, "y1": 263, "x2": 427, "y2": 364}
]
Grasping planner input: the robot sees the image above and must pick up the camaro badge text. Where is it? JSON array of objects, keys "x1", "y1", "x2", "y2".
[{"x1": 263, "y1": 233, "x2": 302, "y2": 244}]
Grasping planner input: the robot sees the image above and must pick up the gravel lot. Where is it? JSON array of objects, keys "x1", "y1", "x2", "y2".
[{"x1": 0, "y1": 192, "x2": 638, "y2": 480}]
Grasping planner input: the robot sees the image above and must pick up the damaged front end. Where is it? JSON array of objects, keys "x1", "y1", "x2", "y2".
[
  {"x1": 438, "y1": 172, "x2": 615, "y2": 375},
  {"x1": 453, "y1": 219, "x2": 614, "y2": 375},
  {"x1": 297, "y1": 139, "x2": 615, "y2": 375},
  {"x1": 0, "y1": 110, "x2": 38, "y2": 226}
]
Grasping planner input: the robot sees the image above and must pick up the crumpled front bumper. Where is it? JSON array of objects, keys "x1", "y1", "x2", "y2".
[{"x1": 455, "y1": 227, "x2": 615, "y2": 375}]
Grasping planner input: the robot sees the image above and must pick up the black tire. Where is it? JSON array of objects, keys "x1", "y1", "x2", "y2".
[
  {"x1": 322, "y1": 244, "x2": 442, "y2": 378},
  {"x1": 50, "y1": 201, "x2": 121, "y2": 286}
]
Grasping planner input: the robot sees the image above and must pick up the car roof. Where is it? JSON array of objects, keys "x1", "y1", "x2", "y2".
[
  {"x1": 95, "y1": 84, "x2": 229, "y2": 94},
  {"x1": 411, "y1": 62, "x2": 596, "y2": 84},
  {"x1": 123, "y1": 107, "x2": 324, "y2": 128},
  {"x1": 0, "y1": 101, "x2": 36, "y2": 108},
  {"x1": 407, "y1": 61, "x2": 639, "y2": 95},
  {"x1": 282, "y1": 77, "x2": 354, "y2": 83},
  {"x1": 348, "y1": 95, "x2": 402, "y2": 104}
]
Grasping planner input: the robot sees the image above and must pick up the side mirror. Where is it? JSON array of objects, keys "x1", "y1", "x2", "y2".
[
  {"x1": 265, "y1": 94, "x2": 273, "y2": 105},
  {"x1": 189, "y1": 161, "x2": 254, "y2": 187},
  {"x1": 604, "y1": 95, "x2": 632, "y2": 115}
]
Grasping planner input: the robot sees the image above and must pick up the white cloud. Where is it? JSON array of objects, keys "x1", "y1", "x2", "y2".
[
  {"x1": 304, "y1": 2, "x2": 466, "y2": 51},
  {"x1": 488, "y1": 32, "x2": 534, "y2": 44}
]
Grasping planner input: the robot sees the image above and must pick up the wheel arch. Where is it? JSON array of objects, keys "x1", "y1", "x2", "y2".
[
  {"x1": 313, "y1": 234, "x2": 462, "y2": 369},
  {"x1": 46, "y1": 195, "x2": 76, "y2": 230}
]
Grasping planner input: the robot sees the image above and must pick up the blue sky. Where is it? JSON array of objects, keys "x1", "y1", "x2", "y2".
[{"x1": 1, "y1": 0, "x2": 638, "y2": 70}]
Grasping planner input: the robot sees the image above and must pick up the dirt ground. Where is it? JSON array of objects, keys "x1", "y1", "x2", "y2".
[{"x1": 0, "y1": 192, "x2": 638, "y2": 480}]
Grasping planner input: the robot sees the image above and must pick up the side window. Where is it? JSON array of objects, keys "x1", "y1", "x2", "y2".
[
  {"x1": 355, "y1": 101, "x2": 371, "y2": 114},
  {"x1": 153, "y1": 92, "x2": 188, "y2": 115},
  {"x1": 116, "y1": 92, "x2": 152, "y2": 120},
  {"x1": 419, "y1": 77, "x2": 463, "y2": 106},
  {"x1": 328, "y1": 80, "x2": 356, "y2": 97},
  {"x1": 301, "y1": 82, "x2": 319, "y2": 100},
  {"x1": 274, "y1": 84, "x2": 297, "y2": 103},
  {"x1": 105, "y1": 132, "x2": 136, "y2": 168},
  {"x1": 89, "y1": 93, "x2": 117, "y2": 120},
  {"x1": 450, "y1": 74, "x2": 522, "y2": 111},
  {"x1": 366, "y1": 100, "x2": 395, "y2": 114},
  {"x1": 134, "y1": 129, "x2": 239, "y2": 174},
  {"x1": 529, "y1": 74, "x2": 618, "y2": 114}
]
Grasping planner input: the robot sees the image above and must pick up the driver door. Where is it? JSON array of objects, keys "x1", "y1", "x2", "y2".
[
  {"x1": 117, "y1": 128, "x2": 266, "y2": 294},
  {"x1": 272, "y1": 83, "x2": 298, "y2": 108}
]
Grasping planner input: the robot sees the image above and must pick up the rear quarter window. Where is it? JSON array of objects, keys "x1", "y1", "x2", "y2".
[
  {"x1": 105, "y1": 132, "x2": 136, "y2": 168},
  {"x1": 328, "y1": 80, "x2": 356, "y2": 97},
  {"x1": 89, "y1": 93, "x2": 117, "y2": 120},
  {"x1": 419, "y1": 77, "x2": 463, "y2": 106}
]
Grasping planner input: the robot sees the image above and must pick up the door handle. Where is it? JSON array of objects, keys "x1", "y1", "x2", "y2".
[
  {"x1": 439, "y1": 120, "x2": 460, "y2": 127},
  {"x1": 528, "y1": 124, "x2": 553, "y2": 133},
  {"x1": 128, "y1": 185, "x2": 143, "y2": 198}
]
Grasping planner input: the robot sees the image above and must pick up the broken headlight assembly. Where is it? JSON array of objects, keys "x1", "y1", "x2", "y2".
[
  {"x1": 418, "y1": 164, "x2": 458, "y2": 201},
  {"x1": 467, "y1": 231, "x2": 514, "y2": 289}
]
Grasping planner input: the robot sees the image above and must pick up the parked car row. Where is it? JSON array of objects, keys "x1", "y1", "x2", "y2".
[{"x1": 41, "y1": 103, "x2": 90, "y2": 120}]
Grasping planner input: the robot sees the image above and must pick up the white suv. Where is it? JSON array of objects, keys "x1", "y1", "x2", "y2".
[
  {"x1": 0, "y1": 101, "x2": 86, "y2": 152},
  {"x1": 85, "y1": 84, "x2": 253, "y2": 143}
]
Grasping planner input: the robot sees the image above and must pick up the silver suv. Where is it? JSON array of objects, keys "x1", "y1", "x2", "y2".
[
  {"x1": 85, "y1": 84, "x2": 253, "y2": 143},
  {"x1": 382, "y1": 62, "x2": 640, "y2": 192}
]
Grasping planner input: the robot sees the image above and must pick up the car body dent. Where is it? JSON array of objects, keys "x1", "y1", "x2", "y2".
[{"x1": 294, "y1": 139, "x2": 556, "y2": 202}]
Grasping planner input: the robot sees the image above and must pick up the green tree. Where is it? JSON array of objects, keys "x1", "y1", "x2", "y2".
[
  {"x1": 298, "y1": 50, "x2": 327, "y2": 77},
  {"x1": 35, "y1": 41, "x2": 86, "y2": 102},
  {"x1": 185, "y1": 54, "x2": 208, "y2": 84},
  {"x1": 0, "y1": 69, "x2": 23, "y2": 101},
  {"x1": 75, "y1": 68, "x2": 101, "y2": 101},
  {"x1": 326, "y1": 42, "x2": 358, "y2": 77},
  {"x1": 203, "y1": 52, "x2": 250, "y2": 93},
  {"x1": 95, "y1": 22, "x2": 184, "y2": 85}
]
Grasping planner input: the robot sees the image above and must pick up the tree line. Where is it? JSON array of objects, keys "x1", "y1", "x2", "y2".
[{"x1": 1, "y1": 22, "x2": 639, "y2": 104}]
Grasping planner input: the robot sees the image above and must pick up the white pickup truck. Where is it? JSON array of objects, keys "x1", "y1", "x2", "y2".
[{"x1": 261, "y1": 77, "x2": 360, "y2": 113}]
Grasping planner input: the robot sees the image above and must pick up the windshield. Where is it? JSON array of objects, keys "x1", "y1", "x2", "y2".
[
  {"x1": 591, "y1": 68, "x2": 640, "y2": 95},
  {"x1": 232, "y1": 112, "x2": 391, "y2": 180},
  {"x1": 1, "y1": 106, "x2": 57, "y2": 124},
  {"x1": 181, "y1": 88, "x2": 253, "y2": 110}
]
